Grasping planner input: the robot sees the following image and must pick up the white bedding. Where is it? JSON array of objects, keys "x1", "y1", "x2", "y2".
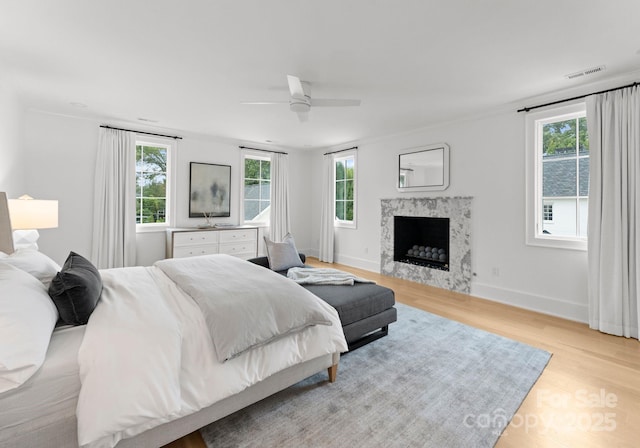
[
  {"x1": 155, "y1": 254, "x2": 336, "y2": 362},
  {"x1": 77, "y1": 256, "x2": 347, "y2": 448},
  {"x1": 0, "y1": 325, "x2": 84, "y2": 442}
]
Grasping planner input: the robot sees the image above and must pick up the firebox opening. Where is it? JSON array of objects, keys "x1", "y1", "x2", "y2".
[{"x1": 394, "y1": 216, "x2": 450, "y2": 271}]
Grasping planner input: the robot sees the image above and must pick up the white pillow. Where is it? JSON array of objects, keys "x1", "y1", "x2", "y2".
[
  {"x1": 0, "y1": 248, "x2": 61, "y2": 288},
  {"x1": 0, "y1": 263, "x2": 59, "y2": 393},
  {"x1": 264, "y1": 233, "x2": 304, "y2": 271}
]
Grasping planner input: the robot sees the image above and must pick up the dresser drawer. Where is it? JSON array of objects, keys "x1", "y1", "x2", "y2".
[
  {"x1": 219, "y1": 229, "x2": 258, "y2": 244},
  {"x1": 173, "y1": 231, "x2": 220, "y2": 246},
  {"x1": 219, "y1": 242, "x2": 257, "y2": 258},
  {"x1": 173, "y1": 244, "x2": 219, "y2": 258}
]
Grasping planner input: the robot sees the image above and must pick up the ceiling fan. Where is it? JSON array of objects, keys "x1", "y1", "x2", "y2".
[{"x1": 241, "y1": 75, "x2": 361, "y2": 122}]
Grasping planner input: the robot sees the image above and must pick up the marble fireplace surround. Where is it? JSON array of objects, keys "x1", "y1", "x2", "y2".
[{"x1": 381, "y1": 197, "x2": 472, "y2": 294}]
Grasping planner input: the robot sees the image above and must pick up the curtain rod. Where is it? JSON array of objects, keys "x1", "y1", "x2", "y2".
[
  {"x1": 239, "y1": 145, "x2": 288, "y2": 155},
  {"x1": 517, "y1": 81, "x2": 639, "y2": 113},
  {"x1": 324, "y1": 146, "x2": 358, "y2": 156},
  {"x1": 100, "y1": 125, "x2": 182, "y2": 140}
]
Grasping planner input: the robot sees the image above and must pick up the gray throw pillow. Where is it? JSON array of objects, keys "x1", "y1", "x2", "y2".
[
  {"x1": 48, "y1": 251, "x2": 102, "y2": 325},
  {"x1": 264, "y1": 233, "x2": 304, "y2": 272}
]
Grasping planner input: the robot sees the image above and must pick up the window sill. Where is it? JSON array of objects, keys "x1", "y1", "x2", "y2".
[
  {"x1": 136, "y1": 224, "x2": 169, "y2": 234},
  {"x1": 335, "y1": 221, "x2": 357, "y2": 230},
  {"x1": 526, "y1": 236, "x2": 587, "y2": 251}
]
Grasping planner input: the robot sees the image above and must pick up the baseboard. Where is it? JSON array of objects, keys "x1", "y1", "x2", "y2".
[
  {"x1": 301, "y1": 249, "x2": 380, "y2": 273},
  {"x1": 471, "y1": 281, "x2": 589, "y2": 323},
  {"x1": 302, "y1": 248, "x2": 589, "y2": 323}
]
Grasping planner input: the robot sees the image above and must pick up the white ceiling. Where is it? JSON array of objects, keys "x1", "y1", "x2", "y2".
[{"x1": 2, "y1": 0, "x2": 640, "y2": 149}]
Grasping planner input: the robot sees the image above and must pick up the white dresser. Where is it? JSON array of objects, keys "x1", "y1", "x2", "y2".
[{"x1": 166, "y1": 227, "x2": 259, "y2": 260}]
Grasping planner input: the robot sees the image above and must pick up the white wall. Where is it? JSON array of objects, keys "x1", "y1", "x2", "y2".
[
  {"x1": 0, "y1": 83, "x2": 25, "y2": 196},
  {"x1": 15, "y1": 104, "x2": 589, "y2": 322},
  {"x1": 309, "y1": 110, "x2": 589, "y2": 322},
  {"x1": 20, "y1": 110, "x2": 312, "y2": 266}
]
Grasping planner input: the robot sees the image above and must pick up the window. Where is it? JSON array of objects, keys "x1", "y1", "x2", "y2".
[
  {"x1": 242, "y1": 154, "x2": 271, "y2": 224},
  {"x1": 335, "y1": 153, "x2": 356, "y2": 228},
  {"x1": 543, "y1": 203, "x2": 553, "y2": 222},
  {"x1": 525, "y1": 103, "x2": 588, "y2": 250},
  {"x1": 135, "y1": 138, "x2": 174, "y2": 229}
]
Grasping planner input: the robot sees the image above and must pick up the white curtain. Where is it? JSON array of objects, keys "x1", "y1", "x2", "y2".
[
  {"x1": 319, "y1": 153, "x2": 335, "y2": 262},
  {"x1": 91, "y1": 128, "x2": 137, "y2": 269},
  {"x1": 586, "y1": 85, "x2": 640, "y2": 339},
  {"x1": 269, "y1": 152, "x2": 290, "y2": 241}
]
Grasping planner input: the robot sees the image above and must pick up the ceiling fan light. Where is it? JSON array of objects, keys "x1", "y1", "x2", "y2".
[{"x1": 290, "y1": 101, "x2": 311, "y2": 113}]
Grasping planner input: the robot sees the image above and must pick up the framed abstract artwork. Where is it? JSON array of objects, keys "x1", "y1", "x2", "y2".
[{"x1": 189, "y1": 162, "x2": 231, "y2": 218}]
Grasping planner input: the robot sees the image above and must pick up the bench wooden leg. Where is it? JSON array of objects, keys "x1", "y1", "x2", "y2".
[{"x1": 328, "y1": 364, "x2": 338, "y2": 383}]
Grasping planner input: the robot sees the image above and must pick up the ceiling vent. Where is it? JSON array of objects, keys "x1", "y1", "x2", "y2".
[{"x1": 566, "y1": 65, "x2": 606, "y2": 80}]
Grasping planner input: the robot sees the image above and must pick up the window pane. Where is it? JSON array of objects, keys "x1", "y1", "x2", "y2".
[
  {"x1": 244, "y1": 200, "x2": 259, "y2": 220},
  {"x1": 261, "y1": 180, "x2": 270, "y2": 200},
  {"x1": 141, "y1": 174, "x2": 166, "y2": 197},
  {"x1": 543, "y1": 119, "x2": 577, "y2": 157},
  {"x1": 259, "y1": 200, "x2": 271, "y2": 213},
  {"x1": 543, "y1": 159, "x2": 576, "y2": 197},
  {"x1": 542, "y1": 199, "x2": 577, "y2": 237},
  {"x1": 336, "y1": 181, "x2": 345, "y2": 200},
  {"x1": 335, "y1": 161, "x2": 345, "y2": 180},
  {"x1": 260, "y1": 160, "x2": 271, "y2": 179},
  {"x1": 140, "y1": 198, "x2": 165, "y2": 223},
  {"x1": 345, "y1": 158, "x2": 354, "y2": 179},
  {"x1": 244, "y1": 179, "x2": 259, "y2": 199},
  {"x1": 336, "y1": 201, "x2": 345, "y2": 220},
  {"x1": 346, "y1": 180, "x2": 354, "y2": 200},
  {"x1": 579, "y1": 157, "x2": 589, "y2": 196},
  {"x1": 345, "y1": 201, "x2": 354, "y2": 221},
  {"x1": 579, "y1": 198, "x2": 588, "y2": 238},
  {"x1": 136, "y1": 198, "x2": 142, "y2": 224},
  {"x1": 140, "y1": 147, "x2": 166, "y2": 172},
  {"x1": 245, "y1": 159, "x2": 260, "y2": 179},
  {"x1": 578, "y1": 116, "x2": 589, "y2": 155}
]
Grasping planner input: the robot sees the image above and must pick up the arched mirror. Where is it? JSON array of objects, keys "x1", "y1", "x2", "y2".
[{"x1": 397, "y1": 143, "x2": 450, "y2": 192}]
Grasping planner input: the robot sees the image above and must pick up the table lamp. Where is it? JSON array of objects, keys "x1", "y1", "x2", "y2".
[{"x1": 8, "y1": 194, "x2": 58, "y2": 250}]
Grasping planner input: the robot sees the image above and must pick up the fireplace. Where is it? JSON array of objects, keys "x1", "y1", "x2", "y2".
[
  {"x1": 381, "y1": 197, "x2": 472, "y2": 293},
  {"x1": 394, "y1": 216, "x2": 450, "y2": 271}
]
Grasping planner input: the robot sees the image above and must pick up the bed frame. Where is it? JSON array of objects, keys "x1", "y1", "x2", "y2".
[
  {"x1": 0, "y1": 191, "x2": 340, "y2": 448},
  {"x1": 3, "y1": 353, "x2": 338, "y2": 448}
]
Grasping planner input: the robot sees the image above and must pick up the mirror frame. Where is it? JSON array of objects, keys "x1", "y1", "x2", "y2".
[{"x1": 397, "y1": 143, "x2": 450, "y2": 192}]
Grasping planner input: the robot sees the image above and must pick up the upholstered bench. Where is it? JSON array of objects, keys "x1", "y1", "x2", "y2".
[{"x1": 248, "y1": 254, "x2": 397, "y2": 351}]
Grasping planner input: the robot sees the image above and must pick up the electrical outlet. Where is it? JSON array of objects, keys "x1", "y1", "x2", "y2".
[{"x1": 491, "y1": 267, "x2": 500, "y2": 277}]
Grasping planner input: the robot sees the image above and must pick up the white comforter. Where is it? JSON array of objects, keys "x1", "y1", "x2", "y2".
[{"x1": 77, "y1": 256, "x2": 347, "y2": 448}]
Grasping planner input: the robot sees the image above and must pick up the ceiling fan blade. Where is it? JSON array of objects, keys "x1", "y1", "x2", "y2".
[
  {"x1": 310, "y1": 98, "x2": 361, "y2": 107},
  {"x1": 296, "y1": 111, "x2": 309, "y2": 123},
  {"x1": 287, "y1": 75, "x2": 306, "y2": 100},
  {"x1": 240, "y1": 101, "x2": 288, "y2": 105}
]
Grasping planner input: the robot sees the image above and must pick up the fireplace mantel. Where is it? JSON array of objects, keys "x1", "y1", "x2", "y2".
[{"x1": 380, "y1": 197, "x2": 472, "y2": 293}]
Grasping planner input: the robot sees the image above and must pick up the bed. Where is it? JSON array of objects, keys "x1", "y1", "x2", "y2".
[{"x1": 0, "y1": 193, "x2": 347, "y2": 448}]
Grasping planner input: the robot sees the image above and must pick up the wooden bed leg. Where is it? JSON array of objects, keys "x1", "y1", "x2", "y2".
[{"x1": 328, "y1": 364, "x2": 338, "y2": 383}]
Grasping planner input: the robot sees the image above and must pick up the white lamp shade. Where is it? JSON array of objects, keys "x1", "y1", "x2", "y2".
[{"x1": 8, "y1": 195, "x2": 58, "y2": 230}]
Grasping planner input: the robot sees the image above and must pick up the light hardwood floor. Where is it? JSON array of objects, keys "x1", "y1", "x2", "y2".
[{"x1": 165, "y1": 258, "x2": 640, "y2": 448}]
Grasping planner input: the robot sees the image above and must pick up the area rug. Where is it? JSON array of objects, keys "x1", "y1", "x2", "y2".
[{"x1": 200, "y1": 303, "x2": 551, "y2": 447}]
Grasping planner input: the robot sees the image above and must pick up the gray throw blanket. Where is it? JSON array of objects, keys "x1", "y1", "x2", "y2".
[{"x1": 287, "y1": 267, "x2": 375, "y2": 286}]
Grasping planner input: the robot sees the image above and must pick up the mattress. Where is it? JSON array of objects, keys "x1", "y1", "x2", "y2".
[{"x1": 0, "y1": 325, "x2": 84, "y2": 443}]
